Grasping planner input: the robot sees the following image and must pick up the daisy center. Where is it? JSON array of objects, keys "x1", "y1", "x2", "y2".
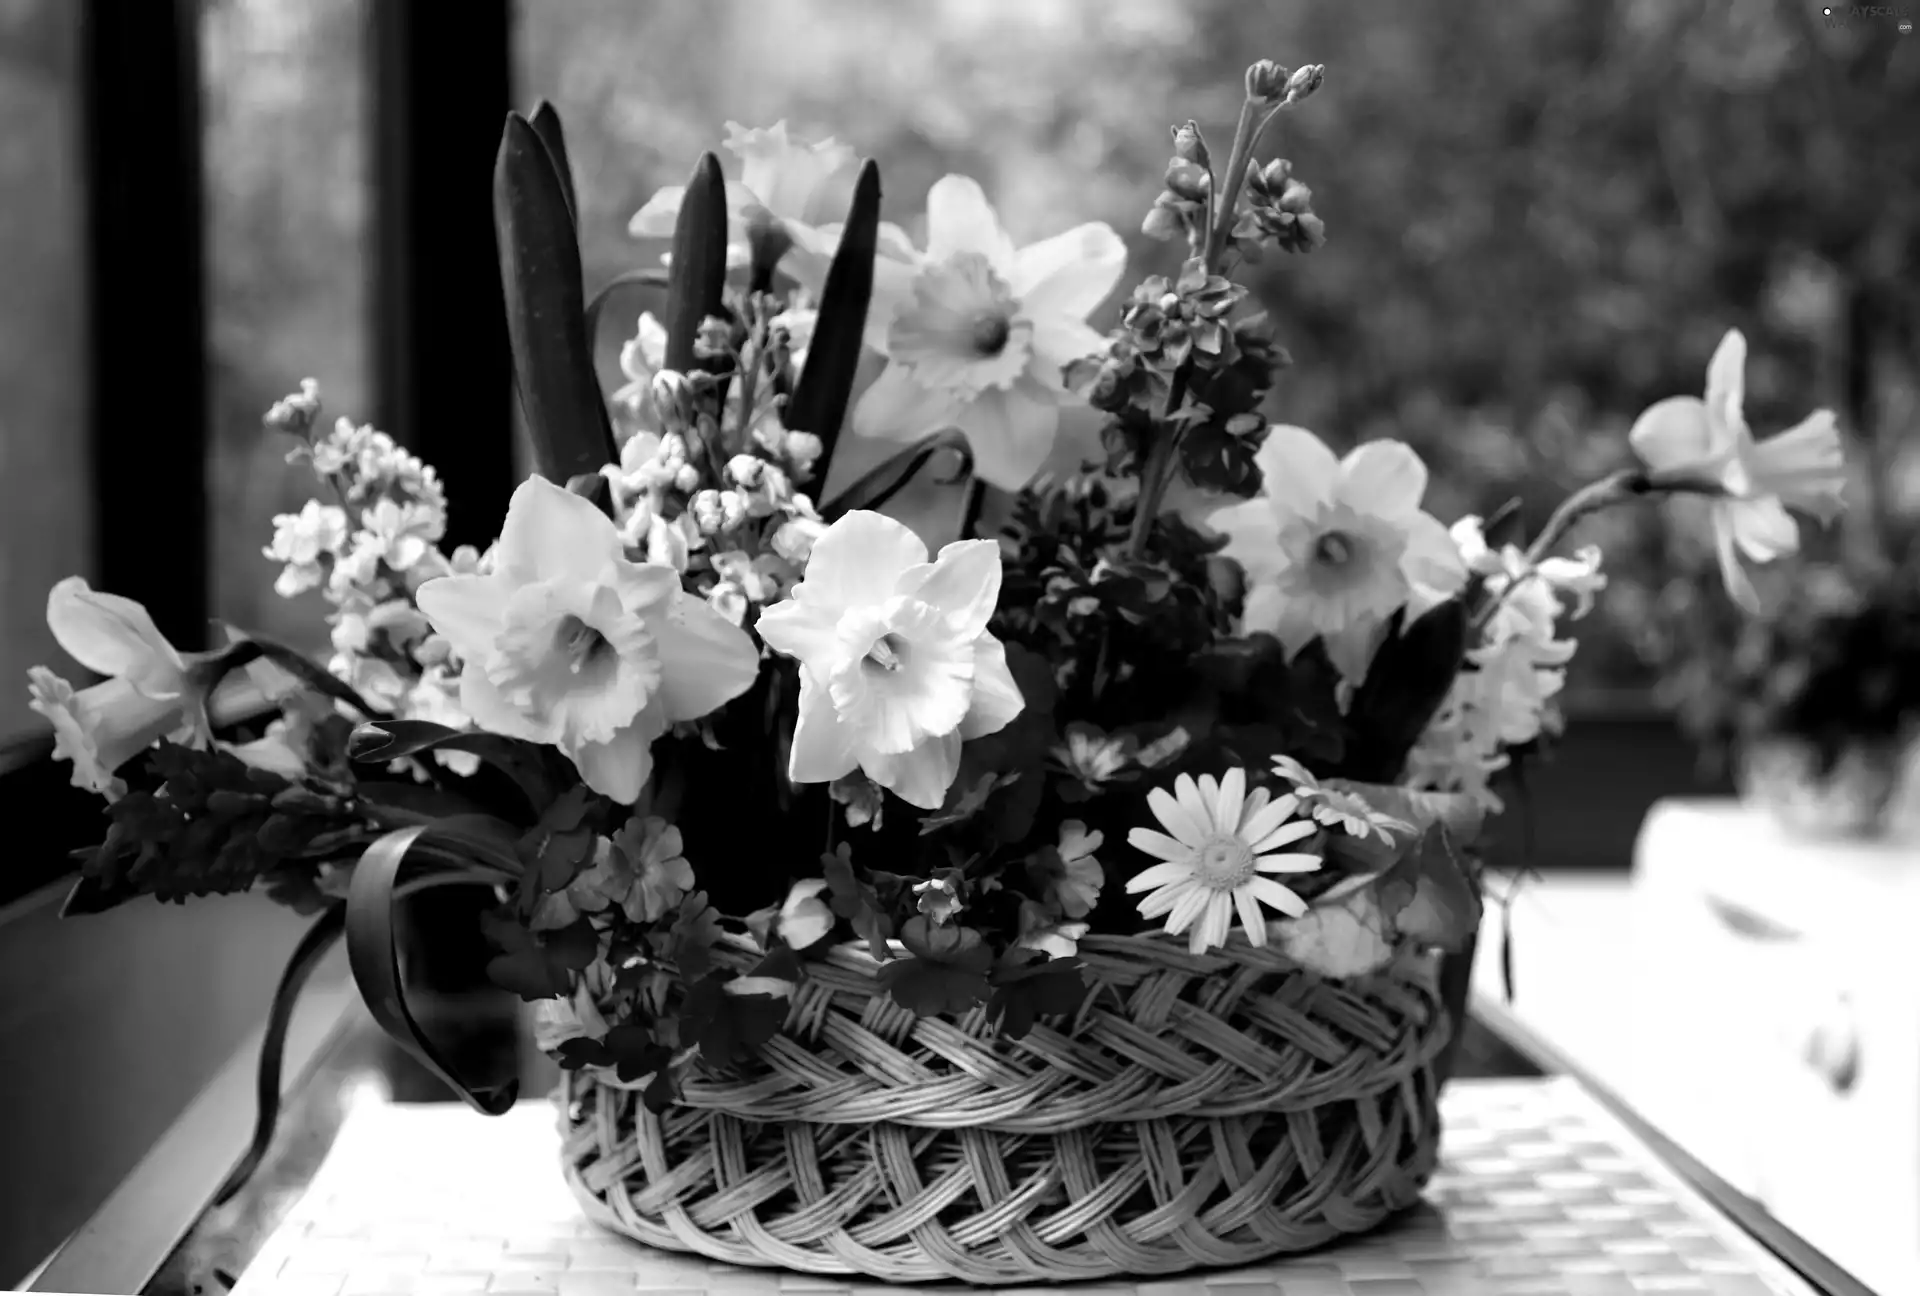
[{"x1": 1191, "y1": 833, "x2": 1256, "y2": 889}]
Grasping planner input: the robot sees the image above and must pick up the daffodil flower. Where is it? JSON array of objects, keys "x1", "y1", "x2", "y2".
[
  {"x1": 628, "y1": 121, "x2": 911, "y2": 269},
  {"x1": 1628, "y1": 328, "x2": 1846, "y2": 611},
  {"x1": 1211, "y1": 426, "x2": 1468, "y2": 684},
  {"x1": 414, "y1": 476, "x2": 760, "y2": 804},
  {"x1": 790, "y1": 176, "x2": 1126, "y2": 491},
  {"x1": 26, "y1": 577, "x2": 226, "y2": 800},
  {"x1": 755, "y1": 509, "x2": 1024, "y2": 810}
]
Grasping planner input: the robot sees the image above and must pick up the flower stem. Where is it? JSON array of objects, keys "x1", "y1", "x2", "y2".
[
  {"x1": 1127, "y1": 366, "x2": 1190, "y2": 557},
  {"x1": 1205, "y1": 98, "x2": 1287, "y2": 269}
]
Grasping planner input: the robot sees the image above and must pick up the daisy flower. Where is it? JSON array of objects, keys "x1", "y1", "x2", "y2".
[
  {"x1": 790, "y1": 175, "x2": 1126, "y2": 491},
  {"x1": 1269, "y1": 754, "x2": 1414, "y2": 844},
  {"x1": 1210, "y1": 426, "x2": 1468, "y2": 685},
  {"x1": 1628, "y1": 328, "x2": 1846, "y2": 611},
  {"x1": 1126, "y1": 769, "x2": 1322, "y2": 955}
]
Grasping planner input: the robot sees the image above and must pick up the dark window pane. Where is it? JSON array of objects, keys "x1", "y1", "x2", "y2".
[
  {"x1": 203, "y1": 0, "x2": 368, "y2": 653},
  {"x1": 0, "y1": 0, "x2": 88, "y2": 743}
]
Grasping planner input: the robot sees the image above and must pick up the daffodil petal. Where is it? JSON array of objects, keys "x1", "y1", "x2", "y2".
[
  {"x1": 650, "y1": 590, "x2": 762, "y2": 723},
  {"x1": 1337, "y1": 440, "x2": 1429, "y2": 520},
  {"x1": 924, "y1": 175, "x2": 1015, "y2": 276},
  {"x1": 1706, "y1": 327, "x2": 1747, "y2": 433},
  {"x1": 1748, "y1": 409, "x2": 1846, "y2": 520},
  {"x1": 46, "y1": 577, "x2": 184, "y2": 695},
  {"x1": 906, "y1": 539, "x2": 1001, "y2": 638},
  {"x1": 1248, "y1": 875, "x2": 1310, "y2": 917},
  {"x1": 753, "y1": 599, "x2": 841, "y2": 674},
  {"x1": 1713, "y1": 506, "x2": 1762, "y2": 613},
  {"x1": 1126, "y1": 831, "x2": 1193, "y2": 866},
  {"x1": 850, "y1": 362, "x2": 967, "y2": 445},
  {"x1": 1013, "y1": 221, "x2": 1127, "y2": 319},
  {"x1": 628, "y1": 185, "x2": 688, "y2": 238},
  {"x1": 865, "y1": 728, "x2": 962, "y2": 810},
  {"x1": 958, "y1": 633, "x2": 1023, "y2": 740},
  {"x1": 1628, "y1": 395, "x2": 1719, "y2": 476},
  {"x1": 790, "y1": 672, "x2": 862, "y2": 785},
  {"x1": 458, "y1": 666, "x2": 552, "y2": 744},
  {"x1": 1125, "y1": 859, "x2": 1195, "y2": 893},
  {"x1": 1253, "y1": 425, "x2": 1340, "y2": 521},
  {"x1": 1028, "y1": 316, "x2": 1111, "y2": 392},
  {"x1": 796, "y1": 509, "x2": 929, "y2": 612},
  {"x1": 570, "y1": 726, "x2": 655, "y2": 805},
  {"x1": 414, "y1": 573, "x2": 507, "y2": 647},
  {"x1": 1254, "y1": 850, "x2": 1322, "y2": 874},
  {"x1": 493, "y1": 476, "x2": 623, "y2": 585},
  {"x1": 1210, "y1": 497, "x2": 1285, "y2": 579},
  {"x1": 953, "y1": 378, "x2": 1059, "y2": 491},
  {"x1": 1724, "y1": 495, "x2": 1799, "y2": 563},
  {"x1": 1401, "y1": 510, "x2": 1469, "y2": 600}
]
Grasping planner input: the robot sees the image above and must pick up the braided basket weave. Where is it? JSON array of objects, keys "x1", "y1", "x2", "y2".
[{"x1": 557, "y1": 927, "x2": 1460, "y2": 1285}]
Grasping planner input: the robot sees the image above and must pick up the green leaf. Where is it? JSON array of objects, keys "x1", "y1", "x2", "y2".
[
  {"x1": 1336, "y1": 600, "x2": 1469, "y2": 783},
  {"x1": 677, "y1": 972, "x2": 789, "y2": 1066},
  {"x1": 1374, "y1": 824, "x2": 1483, "y2": 953},
  {"x1": 787, "y1": 159, "x2": 880, "y2": 476},
  {"x1": 347, "y1": 828, "x2": 519, "y2": 1115},
  {"x1": 821, "y1": 845, "x2": 893, "y2": 960},
  {"x1": 494, "y1": 113, "x2": 618, "y2": 484},
  {"x1": 481, "y1": 910, "x2": 596, "y2": 1001},
  {"x1": 566, "y1": 470, "x2": 614, "y2": 518},
  {"x1": 876, "y1": 917, "x2": 993, "y2": 1016},
  {"x1": 348, "y1": 720, "x2": 558, "y2": 814},
  {"x1": 820, "y1": 433, "x2": 970, "y2": 521},
  {"x1": 987, "y1": 949, "x2": 1088, "y2": 1039},
  {"x1": 526, "y1": 100, "x2": 578, "y2": 228},
  {"x1": 554, "y1": 1020, "x2": 668, "y2": 1085},
  {"x1": 663, "y1": 152, "x2": 729, "y2": 374},
  {"x1": 585, "y1": 268, "x2": 668, "y2": 350}
]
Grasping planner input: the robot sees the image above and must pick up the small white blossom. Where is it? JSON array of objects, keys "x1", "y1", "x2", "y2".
[{"x1": 264, "y1": 501, "x2": 350, "y2": 598}]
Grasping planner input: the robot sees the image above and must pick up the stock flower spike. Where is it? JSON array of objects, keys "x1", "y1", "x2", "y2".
[
  {"x1": 1211, "y1": 426, "x2": 1468, "y2": 684},
  {"x1": 1628, "y1": 328, "x2": 1847, "y2": 611},
  {"x1": 755, "y1": 509, "x2": 1024, "y2": 809},
  {"x1": 797, "y1": 175, "x2": 1127, "y2": 490},
  {"x1": 1126, "y1": 769, "x2": 1322, "y2": 955},
  {"x1": 414, "y1": 476, "x2": 759, "y2": 803}
]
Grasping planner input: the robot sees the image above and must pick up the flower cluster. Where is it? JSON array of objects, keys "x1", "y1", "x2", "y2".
[{"x1": 33, "y1": 68, "x2": 1851, "y2": 1112}]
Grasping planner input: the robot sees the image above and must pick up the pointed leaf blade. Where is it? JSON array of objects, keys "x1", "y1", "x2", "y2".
[
  {"x1": 663, "y1": 152, "x2": 729, "y2": 374},
  {"x1": 494, "y1": 113, "x2": 617, "y2": 483},
  {"x1": 526, "y1": 100, "x2": 578, "y2": 228},
  {"x1": 787, "y1": 159, "x2": 880, "y2": 479}
]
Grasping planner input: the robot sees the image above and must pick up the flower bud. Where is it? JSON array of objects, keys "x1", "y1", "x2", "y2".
[
  {"x1": 651, "y1": 370, "x2": 695, "y2": 426},
  {"x1": 771, "y1": 515, "x2": 825, "y2": 565},
  {"x1": 1284, "y1": 63, "x2": 1325, "y2": 104},
  {"x1": 693, "y1": 314, "x2": 733, "y2": 362},
  {"x1": 1244, "y1": 59, "x2": 1290, "y2": 103},
  {"x1": 784, "y1": 431, "x2": 823, "y2": 472},
  {"x1": 691, "y1": 489, "x2": 726, "y2": 534},
  {"x1": 1170, "y1": 120, "x2": 1210, "y2": 169},
  {"x1": 1141, "y1": 195, "x2": 1187, "y2": 242},
  {"x1": 726, "y1": 453, "x2": 766, "y2": 489},
  {"x1": 719, "y1": 489, "x2": 748, "y2": 531},
  {"x1": 672, "y1": 463, "x2": 701, "y2": 494},
  {"x1": 1163, "y1": 158, "x2": 1211, "y2": 204}
]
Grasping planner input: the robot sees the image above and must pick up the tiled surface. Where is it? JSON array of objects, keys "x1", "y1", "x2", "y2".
[{"x1": 231, "y1": 1078, "x2": 1815, "y2": 1295}]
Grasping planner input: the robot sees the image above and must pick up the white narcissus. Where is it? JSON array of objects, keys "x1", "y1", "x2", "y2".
[
  {"x1": 26, "y1": 578, "x2": 249, "y2": 800},
  {"x1": 754, "y1": 509, "x2": 1024, "y2": 810},
  {"x1": 628, "y1": 121, "x2": 913, "y2": 269},
  {"x1": 1210, "y1": 427, "x2": 1469, "y2": 685},
  {"x1": 790, "y1": 175, "x2": 1126, "y2": 492},
  {"x1": 414, "y1": 476, "x2": 759, "y2": 805},
  {"x1": 1628, "y1": 327, "x2": 1847, "y2": 611}
]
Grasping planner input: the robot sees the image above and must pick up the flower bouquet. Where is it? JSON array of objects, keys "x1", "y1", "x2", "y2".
[{"x1": 31, "y1": 60, "x2": 1847, "y2": 1285}]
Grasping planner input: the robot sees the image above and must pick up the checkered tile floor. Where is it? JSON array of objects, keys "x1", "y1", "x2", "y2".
[{"x1": 233, "y1": 1078, "x2": 1813, "y2": 1295}]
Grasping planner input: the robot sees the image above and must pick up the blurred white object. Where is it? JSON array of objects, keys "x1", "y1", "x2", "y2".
[{"x1": 1631, "y1": 796, "x2": 1920, "y2": 1296}]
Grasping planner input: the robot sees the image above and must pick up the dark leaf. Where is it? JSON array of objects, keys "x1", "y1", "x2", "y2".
[
  {"x1": 820, "y1": 432, "x2": 970, "y2": 521},
  {"x1": 821, "y1": 845, "x2": 894, "y2": 960},
  {"x1": 677, "y1": 972, "x2": 788, "y2": 1065},
  {"x1": 663, "y1": 152, "x2": 729, "y2": 374},
  {"x1": 348, "y1": 720, "x2": 556, "y2": 815},
  {"x1": 584, "y1": 268, "x2": 669, "y2": 349},
  {"x1": 1374, "y1": 823, "x2": 1483, "y2": 953},
  {"x1": 494, "y1": 113, "x2": 617, "y2": 483},
  {"x1": 877, "y1": 918, "x2": 993, "y2": 1016},
  {"x1": 526, "y1": 100, "x2": 578, "y2": 227},
  {"x1": 787, "y1": 159, "x2": 880, "y2": 475},
  {"x1": 988, "y1": 949, "x2": 1089, "y2": 1039},
  {"x1": 1336, "y1": 601, "x2": 1469, "y2": 783},
  {"x1": 565, "y1": 470, "x2": 614, "y2": 518},
  {"x1": 481, "y1": 909, "x2": 584, "y2": 1001}
]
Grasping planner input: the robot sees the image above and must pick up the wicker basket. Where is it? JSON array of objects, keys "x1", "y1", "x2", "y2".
[{"x1": 556, "y1": 928, "x2": 1463, "y2": 1285}]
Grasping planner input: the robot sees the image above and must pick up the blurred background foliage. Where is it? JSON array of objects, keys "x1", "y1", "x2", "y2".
[{"x1": 193, "y1": 0, "x2": 1920, "y2": 704}]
